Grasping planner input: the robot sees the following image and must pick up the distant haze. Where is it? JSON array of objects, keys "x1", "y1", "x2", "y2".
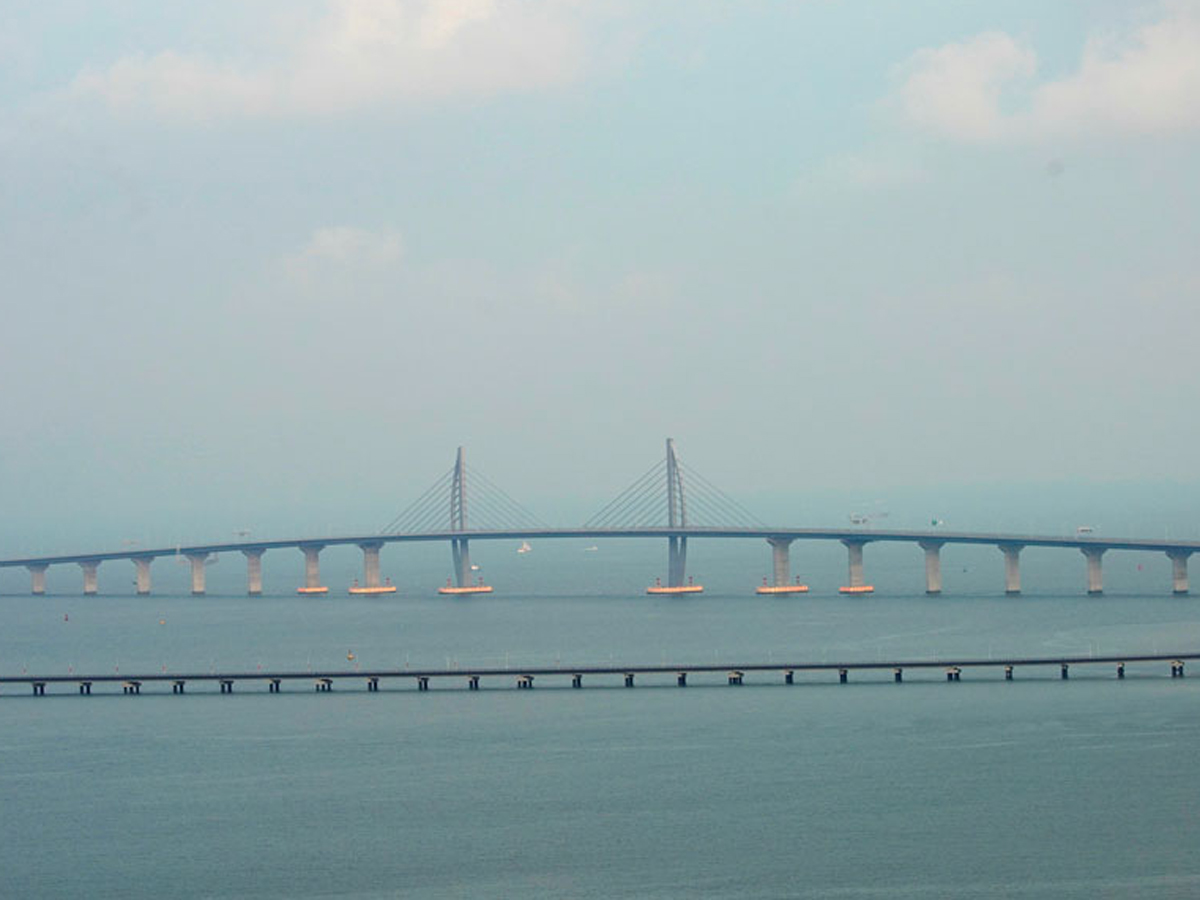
[{"x1": 3, "y1": 1, "x2": 1200, "y2": 550}]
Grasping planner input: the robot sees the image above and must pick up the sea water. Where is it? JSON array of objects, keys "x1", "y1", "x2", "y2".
[{"x1": 1, "y1": 539, "x2": 1199, "y2": 898}]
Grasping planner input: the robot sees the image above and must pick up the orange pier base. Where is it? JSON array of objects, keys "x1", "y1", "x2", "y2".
[
  {"x1": 296, "y1": 586, "x2": 329, "y2": 595},
  {"x1": 438, "y1": 585, "x2": 494, "y2": 595},
  {"x1": 839, "y1": 585, "x2": 875, "y2": 594},
  {"x1": 756, "y1": 584, "x2": 810, "y2": 595},
  {"x1": 349, "y1": 585, "x2": 398, "y2": 595}
]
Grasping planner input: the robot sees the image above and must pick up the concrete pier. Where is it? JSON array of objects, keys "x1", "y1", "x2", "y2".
[
  {"x1": 1000, "y1": 544, "x2": 1022, "y2": 595},
  {"x1": 80, "y1": 561, "x2": 99, "y2": 595},
  {"x1": 667, "y1": 536, "x2": 688, "y2": 587},
  {"x1": 677, "y1": 672, "x2": 688, "y2": 687},
  {"x1": 133, "y1": 557, "x2": 152, "y2": 595},
  {"x1": 768, "y1": 538, "x2": 792, "y2": 586},
  {"x1": 243, "y1": 549, "x2": 264, "y2": 596},
  {"x1": 451, "y1": 538, "x2": 471, "y2": 588},
  {"x1": 29, "y1": 564, "x2": 47, "y2": 595},
  {"x1": 300, "y1": 544, "x2": 325, "y2": 592},
  {"x1": 839, "y1": 540, "x2": 873, "y2": 593},
  {"x1": 624, "y1": 673, "x2": 635, "y2": 687},
  {"x1": 919, "y1": 541, "x2": 944, "y2": 595},
  {"x1": 360, "y1": 542, "x2": 383, "y2": 589},
  {"x1": 186, "y1": 554, "x2": 208, "y2": 595},
  {"x1": 1082, "y1": 547, "x2": 1105, "y2": 595},
  {"x1": 572, "y1": 673, "x2": 582, "y2": 688},
  {"x1": 1168, "y1": 550, "x2": 1191, "y2": 595}
]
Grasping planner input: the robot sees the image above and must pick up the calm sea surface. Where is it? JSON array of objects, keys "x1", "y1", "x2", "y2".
[{"x1": 2, "y1": 539, "x2": 1199, "y2": 898}]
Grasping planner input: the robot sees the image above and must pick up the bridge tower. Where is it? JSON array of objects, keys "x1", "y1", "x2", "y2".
[
  {"x1": 666, "y1": 438, "x2": 688, "y2": 588},
  {"x1": 450, "y1": 446, "x2": 471, "y2": 588}
]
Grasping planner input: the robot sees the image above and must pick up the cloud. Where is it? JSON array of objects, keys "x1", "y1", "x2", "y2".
[
  {"x1": 66, "y1": 0, "x2": 604, "y2": 121},
  {"x1": 282, "y1": 225, "x2": 403, "y2": 283},
  {"x1": 893, "y1": 4, "x2": 1200, "y2": 142}
]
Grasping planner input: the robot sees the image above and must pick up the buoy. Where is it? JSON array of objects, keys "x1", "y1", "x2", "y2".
[
  {"x1": 159, "y1": 619, "x2": 166, "y2": 625},
  {"x1": 347, "y1": 651, "x2": 356, "y2": 661}
]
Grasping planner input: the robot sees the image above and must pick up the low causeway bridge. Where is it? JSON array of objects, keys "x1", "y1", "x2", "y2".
[
  {"x1": 4, "y1": 653, "x2": 1195, "y2": 696},
  {"x1": 4, "y1": 442, "x2": 1198, "y2": 597}
]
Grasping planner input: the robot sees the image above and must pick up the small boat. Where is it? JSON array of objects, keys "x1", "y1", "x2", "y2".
[{"x1": 517, "y1": 541, "x2": 531, "y2": 554}]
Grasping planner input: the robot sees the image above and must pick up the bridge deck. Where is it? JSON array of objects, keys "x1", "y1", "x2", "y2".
[
  {"x1": 3, "y1": 652, "x2": 1194, "y2": 691},
  {"x1": 4, "y1": 527, "x2": 1200, "y2": 569}
]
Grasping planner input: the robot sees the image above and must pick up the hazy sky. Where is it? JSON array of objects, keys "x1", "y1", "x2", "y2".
[{"x1": 3, "y1": 1, "x2": 1200, "y2": 546}]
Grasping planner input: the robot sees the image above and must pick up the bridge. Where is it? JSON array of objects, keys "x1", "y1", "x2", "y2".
[
  {"x1": 2, "y1": 440, "x2": 1198, "y2": 597},
  {"x1": 2, "y1": 652, "x2": 1194, "y2": 696}
]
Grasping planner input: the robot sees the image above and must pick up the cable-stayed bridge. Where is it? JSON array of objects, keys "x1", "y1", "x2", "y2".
[{"x1": 2, "y1": 439, "x2": 1198, "y2": 597}]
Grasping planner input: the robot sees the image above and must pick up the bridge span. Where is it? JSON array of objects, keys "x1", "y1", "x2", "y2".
[
  {"x1": 3, "y1": 442, "x2": 1197, "y2": 597},
  {"x1": 2, "y1": 652, "x2": 1195, "y2": 696},
  {"x1": 2, "y1": 526, "x2": 1199, "y2": 598}
]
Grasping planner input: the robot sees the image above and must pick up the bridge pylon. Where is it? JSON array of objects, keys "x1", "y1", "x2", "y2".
[
  {"x1": 450, "y1": 446, "x2": 473, "y2": 589},
  {"x1": 380, "y1": 446, "x2": 545, "y2": 596}
]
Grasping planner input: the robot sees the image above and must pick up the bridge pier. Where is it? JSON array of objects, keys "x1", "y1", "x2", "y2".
[
  {"x1": 1082, "y1": 547, "x2": 1105, "y2": 595},
  {"x1": 839, "y1": 541, "x2": 873, "y2": 594},
  {"x1": 243, "y1": 549, "x2": 264, "y2": 595},
  {"x1": 768, "y1": 538, "x2": 791, "y2": 586},
  {"x1": 572, "y1": 673, "x2": 582, "y2": 689},
  {"x1": 360, "y1": 542, "x2": 383, "y2": 589},
  {"x1": 668, "y1": 536, "x2": 689, "y2": 587},
  {"x1": 468, "y1": 675, "x2": 480, "y2": 690},
  {"x1": 1168, "y1": 550, "x2": 1191, "y2": 595},
  {"x1": 80, "y1": 561, "x2": 99, "y2": 595},
  {"x1": 186, "y1": 554, "x2": 208, "y2": 595},
  {"x1": 299, "y1": 544, "x2": 326, "y2": 593},
  {"x1": 677, "y1": 672, "x2": 688, "y2": 687},
  {"x1": 133, "y1": 557, "x2": 152, "y2": 595},
  {"x1": 29, "y1": 564, "x2": 47, "y2": 595},
  {"x1": 1000, "y1": 544, "x2": 1022, "y2": 595},
  {"x1": 451, "y1": 538, "x2": 471, "y2": 588},
  {"x1": 919, "y1": 541, "x2": 944, "y2": 595}
]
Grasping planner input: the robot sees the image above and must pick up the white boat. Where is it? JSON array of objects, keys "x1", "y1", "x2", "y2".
[{"x1": 517, "y1": 541, "x2": 532, "y2": 554}]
